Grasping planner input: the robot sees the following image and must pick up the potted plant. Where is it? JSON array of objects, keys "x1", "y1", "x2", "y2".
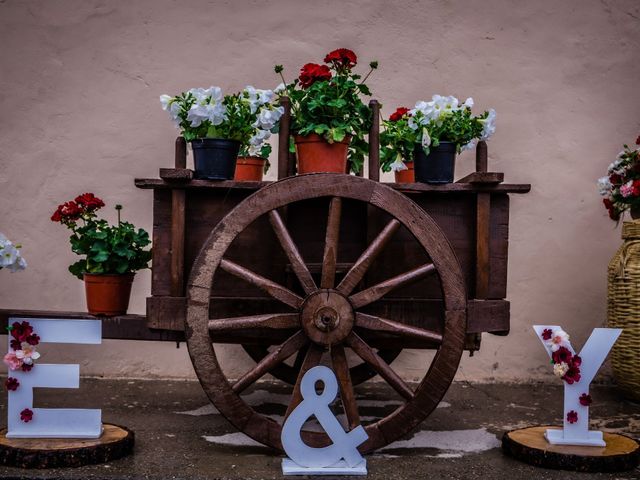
[
  {"x1": 0, "y1": 233, "x2": 27, "y2": 273},
  {"x1": 598, "y1": 136, "x2": 640, "y2": 221},
  {"x1": 51, "y1": 193, "x2": 152, "y2": 316},
  {"x1": 380, "y1": 96, "x2": 496, "y2": 183},
  {"x1": 274, "y1": 48, "x2": 378, "y2": 174},
  {"x1": 160, "y1": 86, "x2": 283, "y2": 180}
]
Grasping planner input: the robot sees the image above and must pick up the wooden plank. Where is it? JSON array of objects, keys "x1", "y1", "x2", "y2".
[
  {"x1": 175, "y1": 136, "x2": 187, "y2": 169},
  {"x1": 456, "y1": 172, "x2": 503, "y2": 184},
  {"x1": 278, "y1": 96, "x2": 291, "y2": 180},
  {"x1": 475, "y1": 193, "x2": 491, "y2": 299},
  {"x1": 368, "y1": 99, "x2": 380, "y2": 182},
  {"x1": 170, "y1": 188, "x2": 186, "y2": 297},
  {"x1": 466, "y1": 299, "x2": 510, "y2": 334},
  {"x1": 159, "y1": 168, "x2": 193, "y2": 181},
  {"x1": 151, "y1": 190, "x2": 172, "y2": 296}
]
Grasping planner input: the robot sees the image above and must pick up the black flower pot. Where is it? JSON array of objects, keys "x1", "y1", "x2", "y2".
[
  {"x1": 191, "y1": 138, "x2": 241, "y2": 180},
  {"x1": 414, "y1": 141, "x2": 457, "y2": 184}
]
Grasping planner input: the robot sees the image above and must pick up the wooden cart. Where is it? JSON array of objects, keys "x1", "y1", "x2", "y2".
[{"x1": 134, "y1": 99, "x2": 530, "y2": 452}]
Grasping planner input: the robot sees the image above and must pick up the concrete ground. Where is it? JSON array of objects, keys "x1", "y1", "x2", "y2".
[{"x1": 0, "y1": 379, "x2": 637, "y2": 480}]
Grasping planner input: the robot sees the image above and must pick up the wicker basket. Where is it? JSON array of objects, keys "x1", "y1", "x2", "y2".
[{"x1": 607, "y1": 220, "x2": 640, "y2": 402}]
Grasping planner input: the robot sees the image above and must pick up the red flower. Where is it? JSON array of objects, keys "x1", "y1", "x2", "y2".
[
  {"x1": 541, "y1": 328, "x2": 553, "y2": 341},
  {"x1": 572, "y1": 355, "x2": 582, "y2": 367},
  {"x1": 609, "y1": 173, "x2": 623, "y2": 184},
  {"x1": 389, "y1": 107, "x2": 409, "y2": 122},
  {"x1": 20, "y1": 408, "x2": 33, "y2": 423},
  {"x1": 562, "y1": 358, "x2": 582, "y2": 384},
  {"x1": 51, "y1": 201, "x2": 83, "y2": 223},
  {"x1": 579, "y1": 393, "x2": 593, "y2": 406},
  {"x1": 25, "y1": 334, "x2": 40, "y2": 346},
  {"x1": 75, "y1": 193, "x2": 105, "y2": 212},
  {"x1": 603, "y1": 198, "x2": 614, "y2": 210},
  {"x1": 566, "y1": 410, "x2": 578, "y2": 424},
  {"x1": 10, "y1": 321, "x2": 33, "y2": 342},
  {"x1": 636, "y1": 135, "x2": 640, "y2": 145},
  {"x1": 324, "y1": 48, "x2": 357, "y2": 69},
  {"x1": 552, "y1": 346, "x2": 572, "y2": 365},
  {"x1": 21, "y1": 363, "x2": 33, "y2": 372},
  {"x1": 299, "y1": 63, "x2": 332, "y2": 88},
  {"x1": 632, "y1": 180, "x2": 640, "y2": 197},
  {"x1": 9, "y1": 339, "x2": 21, "y2": 351},
  {"x1": 5, "y1": 377, "x2": 19, "y2": 391}
]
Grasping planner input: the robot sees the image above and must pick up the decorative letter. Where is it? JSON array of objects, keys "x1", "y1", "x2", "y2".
[
  {"x1": 6, "y1": 318, "x2": 102, "y2": 438},
  {"x1": 533, "y1": 325, "x2": 621, "y2": 446}
]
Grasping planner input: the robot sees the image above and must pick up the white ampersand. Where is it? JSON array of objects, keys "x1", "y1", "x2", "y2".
[{"x1": 281, "y1": 366, "x2": 368, "y2": 468}]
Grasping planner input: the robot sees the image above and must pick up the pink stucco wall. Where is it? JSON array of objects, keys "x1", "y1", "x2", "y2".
[{"x1": 0, "y1": 0, "x2": 638, "y2": 381}]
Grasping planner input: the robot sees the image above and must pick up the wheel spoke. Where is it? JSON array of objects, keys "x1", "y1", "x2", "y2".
[
  {"x1": 285, "y1": 343, "x2": 324, "y2": 419},
  {"x1": 320, "y1": 197, "x2": 342, "y2": 289},
  {"x1": 331, "y1": 345, "x2": 360, "y2": 429},
  {"x1": 346, "y1": 332, "x2": 414, "y2": 400},
  {"x1": 337, "y1": 219, "x2": 401, "y2": 295},
  {"x1": 209, "y1": 313, "x2": 300, "y2": 334},
  {"x1": 355, "y1": 312, "x2": 442, "y2": 344},
  {"x1": 269, "y1": 210, "x2": 317, "y2": 295},
  {"x1": 220, "y1": 259, "x2": 303, "y2": 309},
  {"x1": 349, "y1": 262, "x2": 436, "y2": 309},
  {"x1": 233, "y1": 331, "x2": 308, "y2": 394}
]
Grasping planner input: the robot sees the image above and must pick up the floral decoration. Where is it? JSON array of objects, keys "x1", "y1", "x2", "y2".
[
  {"x1": 579, "y1": 393, "x2": 593, "y2": 406},
  {"x1": 4, "y1": 321, "x2": 40, "y2": 372},
  {"x1": 598, "y1": 135, "x2": 640, "y2": 221},
  {"x1": 567, "y1": 410, "x2": 578, "y2": 424},
  {"x1": 0, "y1": 233, "x2": 27, "y2": 273},
  {"x1": 20, "y1": 408, "x2": 33, "y2": 423},
  {"x1": 4, "y1": 377, "x2": 19, "y2": 391}
]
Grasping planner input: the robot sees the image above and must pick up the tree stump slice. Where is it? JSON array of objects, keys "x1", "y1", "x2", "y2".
[
  {"x1": 0, "y1": 423, "x2": 134, "y2": 469},
  {"x1": 502, "y1": 426, "x2": 640, "y2": 473}
]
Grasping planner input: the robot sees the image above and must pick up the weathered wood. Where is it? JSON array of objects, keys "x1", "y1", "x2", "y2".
[
  {"x1": 278, "y1": 96, "x2": 291, "y2": 180},
  {"x1": 175, "y1": 136, "x2": 187, "y2": 169},
  {"x1": 346, "y1": 331, "x2": 414, "y2": 400},
  {"x1": 355, "y1": 312, "x2": 442, "y2": 343},
  {"x1": 320, "y1": 197, "x2": 342, "y2": 289},
  {"x1": 466, "y1": 299, "x2": 510, "y2": 334},
  {"x1": 0, "y1": 424, "x2": 134, "y2": 469},
  {"x1": 475, "y1": 193, "x2": 491, "y2": 299},
  {"x1": 159, "y1": 168, "x2": 193, "y2": 181},
  {"x1": 337, "y1": 219, "x2": 400, "y2": 295},
  {"x1": 456, "y1": 172, "x2": 503, "y2": 184},
  {"x1": 502, "y1": 426, "x2": 640, "y2": 473},
  {"x1": 476, "y1": 140, "x2": 488, "y2": 173},
  {"x1": 331, "y1": 345, "x2": 360, "y2": 429},
  {"x1": 232, "y1": 331, "x2": 308, "y2": 393},
  {"x1": 269, "y1": 209, "x2": 316, "y2": 295},
  {"x1": 368, "y1": 99, "x2": 380, "y2": 182},
  {"x1": 350, "y1": 262, "x2": 436, "y2": 309},
  {"x1": 171, "y1": 188, "x2": 186, "y2": 297},
  {"x1": 208, "y1": 313, "x2": 299, "y2": 333},
  {"x1": 219, "y1": 259, "x2": 303, "y2": 309}
]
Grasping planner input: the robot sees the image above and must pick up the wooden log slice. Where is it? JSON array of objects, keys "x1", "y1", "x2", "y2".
[
  {"x1": 502, "y1": 426, "x2": 640, "y2": 473},
  {"x1": 0, "y1": 423, "x2": 134, "y2": 469}
]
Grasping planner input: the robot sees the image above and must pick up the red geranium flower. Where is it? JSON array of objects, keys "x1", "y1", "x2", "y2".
[
  {"x1": 579, "y1": 393, "x2": 592, "y2": 406},
  {"x1": 51, "y1": 201, "x2": 83, "y2": 223},
  {"x1": 567, "y1": 410, "x2": 578, "y2": 424},
  {"x1": 21, "y1": 363, "x2": 33, "y2": 372},
  {"x1": 324, "y1": 48, "x2": 357, "y2": 69},
  {"x1": 609, "y1": 173, "x2": 622, "y2": 184},
  {"x1": 552, "y1": 346, "x2": 573, "y2": 365},
  {"x1": 299, "y1": 63, "x2": 332, "y2": 89},
  {"x1": 11, "y1": 321, "x2": 33, "y2": 342},
  {"x1": 5, "y1": 377, "x2": 19, "y2": 391},
  {"x1": 389, "y1": 107, "x2": 409, "y2": 122},
  {"x1": 20, "y1": 408, "x2": 33, "y2": 423},
  {"x1": 541, "y1": 328, "x2": 553, "y2": 341},
  {"x1": 636, "y1": 135, "x2": 640, "y2": 145},
  {"x1": 75, "y1": 193, "x2": 105, "y2": 212}
]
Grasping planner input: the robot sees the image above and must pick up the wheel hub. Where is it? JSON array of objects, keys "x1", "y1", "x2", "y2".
[{"x1": 301, "y1": 290, "x2": 354, "y2": 346}]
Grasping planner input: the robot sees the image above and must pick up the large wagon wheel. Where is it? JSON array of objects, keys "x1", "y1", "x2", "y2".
[{"x1": 186, "y1": 174, "x2": 466, "y2": 452}]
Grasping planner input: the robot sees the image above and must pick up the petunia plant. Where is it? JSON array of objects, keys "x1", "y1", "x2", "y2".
[
  {"x1": 51, "y1": 193, "x2": 152, "y2": 279},
  {"x1": 274, "y1": 48, "x2": 378, "y2": 173},
  {"x1": 380, "y1": 96, "x2": 496, "y2": 172},
  {"x1": 0, "y1": 233, "x2": 27, "y2": 273},
  {"x1": 598, "y1": 135, "x2": 640, "y2": 221}
]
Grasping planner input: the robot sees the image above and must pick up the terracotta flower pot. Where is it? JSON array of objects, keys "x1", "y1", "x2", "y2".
[
  {"x1": 234, "y1": 156, "x2": 266, "y2": 181},
  {"x1": 294, "y1": 133, "x2": 351, "y2": 174},
  {"x1": 394, "y1": 161, "x2": 415, "y2": 183},
  {"x1": 84, "y1": 273, "x2": 135, "y2": 316}
]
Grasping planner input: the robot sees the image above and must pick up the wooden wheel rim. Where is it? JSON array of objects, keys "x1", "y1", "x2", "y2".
[{"x1": 186, "y1": 174, "x2": 467, "y2": 452}]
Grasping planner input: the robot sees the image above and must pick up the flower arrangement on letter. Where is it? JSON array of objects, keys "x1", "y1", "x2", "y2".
[
  {"x1": 0, "y1": 233, "x2": 27, "y2": 272},
  {"x1": 51, "y1": 193, "x2": 151, "y2": 279},
  {"x1": 4, "y1": 320, "x2": 40, "y2": 423},
  {"x1": 380, "y1": 96, "x2": 496, "y2": 172},
  {"x1": 598, "y1": 135, "x2": 640, "y2": 221},
  {"x1": 274, "y1": 48, "x2": 378, "y2": 173},
  {"x1": 160, "y1": 85, "x2": 284, "y2": 162}
]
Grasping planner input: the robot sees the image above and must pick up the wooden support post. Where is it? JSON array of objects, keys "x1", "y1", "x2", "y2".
[
  {"x1": 368, "y1": 99, "x2": 380, "y2": 182},
  {"x1": 170, "y1": 137, "x2": 186, "y2": 297},
  {"x1": 475, "y1": 140, "x2": 490, "y2": 300},
  {"x1": 278, "y1": 96, "x2": 292, "y2": 180}
]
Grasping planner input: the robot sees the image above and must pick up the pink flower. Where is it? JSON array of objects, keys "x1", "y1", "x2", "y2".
[
  {"x1": 3, "y1": 351, "x2": 23, "y2": 371},
  {"x1": 621, "y1": 181, "x2": 634, "y2": 198},
  {"x1": 567, "y1": 410, "x2": 578, "y2": 424},
  {"x1": 20, "y1": 408, "x2": 33, "y2": 423}
]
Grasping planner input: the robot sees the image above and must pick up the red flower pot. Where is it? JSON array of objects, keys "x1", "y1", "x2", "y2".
[
  {"x1": 294, "y1": 133, "x2": 351, "y2": 174},
  {"x1": 234, "y1": 156, "x2": 266, "y2": 181},
  {"x1": 394, "y1": 161, "x2": 415, "y2": 183},
  {"x1": 84, "y1": 273, "x2": 134, "y2": 316}
]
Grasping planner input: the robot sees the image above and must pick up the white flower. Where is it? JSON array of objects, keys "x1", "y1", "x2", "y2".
[
  {"x1": 16, "y1": 343, "x2": 40, "y2": 365},
  {"x1": 187, "y1": 102, "x2": 227, "y2": 127},
  {"x1": 460, "y1": 139, "x2": 478, "y2": 152},
  {"x1": 274, "y1": 82, "x2": 286, "y2": 94},
  {"x1": 597, "y1": 176, "x2": 612, "y2": 195},
  {"x1": 0, "y1": 244, "x2": 19, "y2": 268},
  {"x1": 248, "y1": 144, "x2": 262, "y2": 156},
  {"x1": 547, "y1": 328, "x2": 570, "y2": 352},
  {"x1": 480, "y1": 109, "x2": 496, "y2": 141},
  {"x1": 249, "y1": 129, "x2": 271, "y2": 147},
  {"x1": 407, "y1": 115, "x2": 420, "y2": 131},
  {"x1": 253, "y1": 106, "x2": 284, "y2": 130},
  {"x1": 389, "y1": 154, "x2": 408, "y2": 172},
  {"x1": 463, "y1": 97, "x2": 474, "y2": 109},
  {"x1": 159, "y1": 94, "x2": 173, "y2": 110},
  {"x1": 421, "y1": 128, "x2": 431, "y2": 148},
  {"x1": 553, "y1": 362, "x2": 569, "y2": 378}
]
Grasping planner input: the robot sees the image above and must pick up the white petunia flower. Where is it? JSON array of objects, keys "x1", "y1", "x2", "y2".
[
  {"x1": 480, "y1": 109, "x2": 496, "y2": 141},
  {"x1": 253, "y1": 106, "x2": 284, "y2": 130},
  {"x1": 0, "y1": 244, "x2": 19, "y2": 268},
  {"x1": 597, "y1": 176, "x2": 612, "y2": 195},
  {"x1": 248, "y1": 144, "x2": 262, "y2": 156},
  {"x1": 274, "y1": 82, "x2": 286, "y2": 94},
  {"x1": 407, "y1": 115, "x2": 420, "y2": 131},
  {"x1": 389, "y1": 154, "x2": 408, "y2": 172},
  {"x1": 159, "y1": 95, "x2": 173, "y2": 110},
  {"x1": 460, "y1": 139, "x2": 478, "y2": 152},
  {"x1": 249, "y1": 129, "x2": 271, "y2": 147},
  {"x1": 463, "y1": 97, "x2": 474, "y2": 109},
  {"x1": 421, "y1": 128, "x2": 431, "y2": 148}
]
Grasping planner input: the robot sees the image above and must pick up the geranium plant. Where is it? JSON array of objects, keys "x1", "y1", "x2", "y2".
[
  {"x1": 0, "y1": 233, "x2": 27, "y2": 272},
  {"x1": 274, "y1": 48, "x2": 378, "y2": 173},
  {"x1": 51, "y1": 193, "x2": 152, "y2": 279},
  {"x1": 380, "y1": 96, "x2": 496, "y2": 172},
  {"x1": 598, "y1": 136, "x2": 640, "y2": 221},
  {"x1": 160, "y1": 85, "x2": 283, "y2": 154}
]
